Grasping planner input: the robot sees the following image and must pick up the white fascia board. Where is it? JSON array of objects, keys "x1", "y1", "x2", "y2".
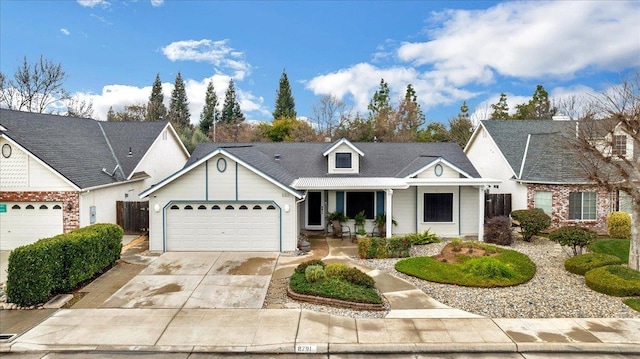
[
  {"x1": 292, "y1": 177, "x2": 408, "y2": 190},
  {"x1": 322, "y1": 138, "x2": 365, "y2": 157},
  {"x1": 82, "y1": 175, "x2": 148, "y2": 192},
  {"x1": 405, "y1": 178, "x2": 502, "y2": 186},
  {"x1": 139, "y1": 148, "x2": 302, "y2": 199},
  {"x1": 405, "y1": 157, "x2": 473, "y2": 179},
  {"x1": 0, "y1": 134, "x2": 81, "y2": 191},
  {"x1": 463, "y1": 124, "x2": 483, "y2": 153},
  {"x1": 127, "y1": 123, "x2": 189, "y2": 180}
]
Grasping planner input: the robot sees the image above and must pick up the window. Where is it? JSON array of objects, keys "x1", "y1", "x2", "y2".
[
  {"x1": 534, "y1": 191, "x2": 552, "y2": 215},
  {"x1": 253, "y1": 205, "x2": 262, "y2": 210},
  {"x1": 197, "y1": 205, "x2": 207, "y2": 210},
  {"x1": 39, "y1": 205, "x2": 48, "y2": 209},
  {"x1": 239, "y1": 205, "x2": 248, "y2": 210},
  {"x1": 335, "y1": 152, "x2": 352, "y2": 168},
  {"x1": 212, "y1": 205, "x2": 220, "y2": 210},
  {"x1": 423, "y1": 193, "x2": 453, "y2": 222},
  {"x1": 613, "y1": 135, "x2": 627, "y2": 157},
  {"x1": 170, "y1": 205, "x2": 179, "y2": 210},
  {"x1": 569, "y1": 192, "x2": 596, "y2": 220},
  {"x1": 346, "y1": 192, "x2": 374, "y2": 219},
  {"x1": 184, "y1": 205, "x2": 193, "y2": 210},
  {"x1": 225, "y1": 205, "x2": 234, "y2": 210}
]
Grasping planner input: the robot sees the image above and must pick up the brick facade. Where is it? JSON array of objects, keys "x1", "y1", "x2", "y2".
[
  {"x1": 0, "y1": 191, "x2": 80, "y2": 233},
  {"x1": 526, "y1": 184, "x2": 610, "y2": 234}
]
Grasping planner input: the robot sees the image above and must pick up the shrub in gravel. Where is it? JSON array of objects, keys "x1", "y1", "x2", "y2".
[
  {"x1": 484, "y1": 216, "x2": 513, "y2": 246},
  {"x1": 511, "y1": 208, "x2": 551, "y2": 242},
  {"x1": 564, "y1": 253, "x2": 624, "y2": 275},
  {"x1": 549, "y1": 226, "x2": 597, "y2": 256},
  {"x1": 305, "y1": 265, "x2": 327, "y2": 283},
  {"x1": 585, "y1": 265, "x2": 640, "y2": 297},
  {"x1": 357, "y1": 237, "x2": 389, "y2": 259},
  {"x1": 289, "y1": 272, "x2": 382, "y2": 304},
  {"x1": 405, "y1": 230, "x2": 441, "y2": 245},
  {"x1": 607, "y1": 211, "x2": 631, "y2": 239},
  {"x1": 295, "y1": 259, "x2": 326, "y2": 274}
]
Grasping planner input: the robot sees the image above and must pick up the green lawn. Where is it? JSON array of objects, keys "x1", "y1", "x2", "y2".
[
  {"x1": 624, "y1": 298, "x2": 640, "y2": 312},
  {"x1": 588, "y1": 238, "x2": 630, "y2": 262},
  {"x1": 395, "y1": 243, "x2": 536, "y2": 287}
]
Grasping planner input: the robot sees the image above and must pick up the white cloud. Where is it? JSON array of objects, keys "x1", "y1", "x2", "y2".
[
  {"x1": 77, "y1": 0, "x2": 109, "y2": 8},
  {"x1": 161, "y1": 39, "x2": 251, "y2": 79},
  {"x1": 150, "y1": 0, "x2": 164, "y2": 7},
  {"x1": 398, "y1": 1, "x2": 640, "y2": 82},
  {"x1": 60, "y1": 28, "x2": 70, "y2": 36},
  {"x1": 76, "y1": 75, "x2": 268, "y2": 124}
]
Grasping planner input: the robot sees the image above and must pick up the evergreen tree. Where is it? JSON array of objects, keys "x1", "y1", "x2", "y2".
[
  {"x1": 199, "y1": 80, "x2": 219, "y2": 135},
  {"x1": 273, "y1": 69, "x2": 296, "y2": 120},
  {"x1": 107, "y1": 106, "x2": 116, "y2": 121},
  {"x1": 167, "y1": 72, "x2": 190, "y2": 128},
  {"x1": 220, "y1": 79, "x2": 245, "y2": 124},
  {"x1": 490, "y1": 93, "x2": 510, "y2": 120},
  {"x1": 458, "y1": 101, "x2": 470, "y2": 121},
  {"x1": 147, "y1": 73, "x2": 167, "y2": 121},
  {"x1": 513, "y1": 85, "x2": 556, "y2": 120},
  {"x1": 396, "y1": 84, "x2": 426, "y2": 141},
  {"x1": 367, "y1": 78, "x2": 394, "y2": 141}
]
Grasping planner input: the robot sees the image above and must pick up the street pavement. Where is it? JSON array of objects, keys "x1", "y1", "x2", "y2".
[{"x1": 0, "y1": 235, "x2": 639, "y2": 356}]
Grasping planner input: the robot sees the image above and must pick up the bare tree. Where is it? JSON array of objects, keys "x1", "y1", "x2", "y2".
[
  {"x1": 0, "y1": 56, "x2": 69, "y2": 113},
  {"x1": 552, "y1": 94, "x2": 592, "y2": 121},
  {"x1": 568, "y1": 72, "x2": 640, "y2": 270},
  {"x1": 65, "y1": 94, "x2": 95, "y2": 118},
  {"x1": 312, "y1": 94, "x2": 346, "y2": 139}
]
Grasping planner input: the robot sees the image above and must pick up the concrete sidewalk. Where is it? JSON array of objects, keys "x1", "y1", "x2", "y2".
[{"x1": 3, "y1": 308, "x2": 639, "y2": 355}]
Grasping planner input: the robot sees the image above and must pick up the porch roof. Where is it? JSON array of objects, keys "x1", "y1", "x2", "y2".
[
  {"x1": 405, "y1": 178, "x2": 501, "y2": 187},
  {"x1": 291, "y1": 177, "x2": 408, "y2": 190}
]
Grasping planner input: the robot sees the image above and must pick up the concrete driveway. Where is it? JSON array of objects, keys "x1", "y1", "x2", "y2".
[{"x1": 102, "y1": 252, "x2": 278, "y2": 309}]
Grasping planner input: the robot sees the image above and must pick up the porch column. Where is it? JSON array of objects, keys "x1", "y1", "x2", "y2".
[
  {"x1": 385, "y1": 189, "x2": 393, "y2": 238},
  {"x1": 478, "y1": 186, "x2": 485, "y2": 242}
]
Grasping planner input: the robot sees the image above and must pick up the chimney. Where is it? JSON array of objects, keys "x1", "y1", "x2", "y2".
[
  {"x1": 552, "y1": 114, "x2": 571, "y2": 121},
  {"x1": 324, "y1": 137, "x2": 332, "y2": 143}
]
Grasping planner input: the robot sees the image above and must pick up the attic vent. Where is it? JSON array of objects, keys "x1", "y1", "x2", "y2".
[
  {"x1": 274, "y1": 154, "x2": 281, "y2": 161},
  {"x1": 127, "y1": 147, "x2": 132, "y2": 157}
]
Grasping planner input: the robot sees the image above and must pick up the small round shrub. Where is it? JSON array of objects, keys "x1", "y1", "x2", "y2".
[
  {"x1": 304, "y1": 265, "x2": 327, "y2": 283},
  {"x1": 549, "y1": 226, "x2": 597, "y2": 256},
  {"x1": 564, "y1": 253, "x2": 624, "y2": 275},
  {"x1": 607, "y1": 211, "x2": 631, "y2": 239},
  {"x1": 295, "y1": 259, "x2": 326, "y2": 274},
  {"x1": 450, "y1": 238, "x2": 463, "y2": 252},
  {"x1": 585, "y1": 265, "x2": 640, "y2": 297},
  {"x1": 341, "y1": 267, "x2": 375, "y2": 288},
  {"x1": 484, "y1": 216, "x2": 513, "y2": 246},
  {"x1": 461, "y1": 257, "x2": 516, "y2": 279},
  {"x1": 325, "y1": 263, "x2": 349, "y2": 278},
  {"x1": 511, "y1": 208, "x2": 551, "y2": 241}
]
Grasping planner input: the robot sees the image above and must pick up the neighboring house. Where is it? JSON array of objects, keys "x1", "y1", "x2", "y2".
[
  {"x1": 0, "y1": 109, "x2": 189, "y2": 250},
  {"x1": 465, "y1": 118, "x2": 637, "y2": 234},
  {"x1": 140, "y1": 139, "x2": 499, "y2": 252}
]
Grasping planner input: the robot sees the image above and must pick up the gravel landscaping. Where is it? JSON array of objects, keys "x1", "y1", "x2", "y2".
[{"x1": 265, "y1": 236, "x2": 640, "y2": 319}]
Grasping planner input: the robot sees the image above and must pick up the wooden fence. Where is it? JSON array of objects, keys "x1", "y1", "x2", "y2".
[
  {"x1": 116, "y1": 201, "x2": 149, "y2": 234},
  {"x1": 484, "y1": 193, "x2": 512, "y2": 220}
]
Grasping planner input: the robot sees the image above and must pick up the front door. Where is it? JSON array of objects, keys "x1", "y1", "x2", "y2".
[{"x1": 305, "y1": 191, "x2": 324, "y2": 230}]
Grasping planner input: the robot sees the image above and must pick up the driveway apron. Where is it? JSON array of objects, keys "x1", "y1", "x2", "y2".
[{"x1": 102, "y1": 251, "x2": 278, "y2": 309}]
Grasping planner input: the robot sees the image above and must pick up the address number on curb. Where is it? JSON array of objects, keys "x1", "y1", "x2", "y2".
[{"x1": 295, "y1": 344, "x2": 317, "y2": 353}]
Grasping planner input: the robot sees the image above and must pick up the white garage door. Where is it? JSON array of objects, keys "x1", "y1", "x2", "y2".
[
  {"x1": 0, "y1": 202, "x2": 64, "y2": 250},
  {"x1": 166, "y1": 202, "x2": 280, "y2": 251}
]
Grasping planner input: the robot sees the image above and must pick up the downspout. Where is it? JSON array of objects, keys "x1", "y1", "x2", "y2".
[{"x1": 295, "y1": 191, "x2": 308, "y2": 244}]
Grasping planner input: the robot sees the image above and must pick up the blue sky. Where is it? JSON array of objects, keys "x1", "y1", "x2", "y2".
[{"x1": 1, "y1": 0, "x2": 638, "y2": 126}]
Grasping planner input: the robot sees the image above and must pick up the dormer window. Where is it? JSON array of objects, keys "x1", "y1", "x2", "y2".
[
  {"x1": 335, "y1": 153, "x2": 352, "y2": 168},
  {"x1": 613, "y1": 135, "x2": 627, "y2": 157}
]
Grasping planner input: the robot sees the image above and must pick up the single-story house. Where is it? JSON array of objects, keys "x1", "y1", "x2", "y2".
[
  {"x1": 140, "y1": 138, "x2": 500, "y2": 252},
  {"x1": 464, "y1": 118, "x2": 636, "y2": 234},
  {"x1": 0, "y1": 109, "x2": 189, "y2": 250}
]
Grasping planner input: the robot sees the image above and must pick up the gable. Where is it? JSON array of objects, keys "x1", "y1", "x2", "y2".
[
  {"x1": 412, "y1": 158, "x2": 470, "y2": 179},
  {"x1": 465, "y1": 124, "x2": 517, "y2": 179}
]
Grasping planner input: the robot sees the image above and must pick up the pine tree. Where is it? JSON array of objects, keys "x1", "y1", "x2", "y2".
[
  {"x1": 490, "y1": 93, "x2": 510, "y2": 120},
  {"x1": 273, "y1": 69, "x2": 296, "y2": 120},
  {"x1": 367, "y1": 78, "x2": 394, "y2": 141},
  {"x1": 107, "y1": 106, "x2": 116, "y2": 121},
  {"x1": 513, "y1": 85, "x2": 556, "y2": 120},
  {"x1": 396, "y1": 84, "x2": 426, "y2": 141},
  {"x1": 220, "y1": 79, "x2": 245, "y2": 124},
  {"x1": 449, "y1": 101, "x2": 474, "y2": 148},
  {"x1": 147, "y1": 73, "x2": 167, "y2": 121},
  {"x1": 458, "y1": 101, "x2": 470, "y2": 121},
  {"x1": 199, "y1": 80, "x2": 219, "y2": 135},
  {"x1": 167, "y1": 72, "x2": 190, "y2": 128}
]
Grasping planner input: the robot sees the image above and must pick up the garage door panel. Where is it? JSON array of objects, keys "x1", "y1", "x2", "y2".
[
  {"x1": 166, "y1": 202, "x2": 279, "y2": 251},
  {"x1": 0, "y1": 201, "x2": 64, "y2": 250}
]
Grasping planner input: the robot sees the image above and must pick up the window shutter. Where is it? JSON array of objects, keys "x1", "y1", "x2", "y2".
[
  {"x1": 336, "y1": 191, "x2": 344, "y2": 213},
  {"x1": 376, "y1": 191, "x2": 385, "y2": 215}
]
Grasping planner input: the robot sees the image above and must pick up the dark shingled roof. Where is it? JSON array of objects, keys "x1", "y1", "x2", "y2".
[
  {"x1": 480, "y1": 120, "x2": 589, "y2": 183},
  {"x1": 0, "y1": 109, "x2": 168, "y2": 189},
  {"x1": 187, "y1": 141, "x2": 480, "y2": 187}
]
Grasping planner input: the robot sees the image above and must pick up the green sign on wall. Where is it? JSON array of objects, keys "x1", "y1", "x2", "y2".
[{"x1": 0, "y1": 204, "x2": 6, "y2": 213}]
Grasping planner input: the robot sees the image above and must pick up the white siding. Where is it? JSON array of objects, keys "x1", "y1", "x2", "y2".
[
  {"x1": 416, "y1": 186, "x2": 460, "y2": 237},
  {"x1": 465, "y1": 125, "x2": 528, "y2": 210},
  {"x1": 79, "y1": 182, "x2": 147, "y2": 227},
  {"x1": 416, "y1": 162, "x2": 460, "y2": 179},
  {"x1": 0, "y1": 138, "x2": 74, "y2": 191},
  {"x1": 148, "y1": 154, "x2": 297, "y2": 252},
  {"x1": 135, "y1": 128, "x2": 189, "y2": 190}
]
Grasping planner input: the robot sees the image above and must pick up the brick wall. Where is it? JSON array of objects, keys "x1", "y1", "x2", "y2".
[
  {"x1": 526, "y1": 184, "x2": 610, "y2": 234},
  {"x1": 0, "y1": 191, "x2": 80, "y2": 232}
]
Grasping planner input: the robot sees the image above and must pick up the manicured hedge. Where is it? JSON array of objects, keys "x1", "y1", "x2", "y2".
[
  {"x1": 564, "y1": 253, "x2": 624, "y2": 275},
  {"x1": 6, "y1": 224, "x2": 123, "y2": 306},
  {"x1": 585, "y1": 265, "x2": 640, "y2": 297}
]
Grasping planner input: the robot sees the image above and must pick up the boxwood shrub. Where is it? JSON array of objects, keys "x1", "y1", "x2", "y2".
[
  {"x1": 585, "y1": 265, "x2": 640, "y2": 297},
  {"x1": 6, "y1": 223, "x2": 123, "y2": 306},
  {"x1": 606, "y1": 211, "x2": 631, "y2": 239},
  {"x1": 564, "y1": 253, "x2": 624, "y2": 275},
  {"x1": 511, "y1": 208, "x2": 551, "y2": 242}
]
